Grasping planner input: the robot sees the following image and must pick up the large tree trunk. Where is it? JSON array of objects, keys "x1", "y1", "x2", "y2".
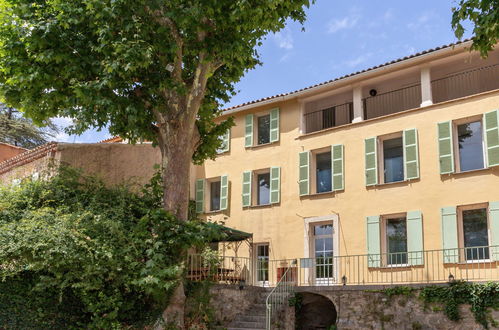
[{"x1": 156, "y1": 118, "x2": 197, "y2": 329}]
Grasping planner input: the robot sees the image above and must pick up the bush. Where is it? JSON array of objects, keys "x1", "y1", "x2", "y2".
[{"x1": 0, "y1": 167, "x2": 223, "y2": 328}]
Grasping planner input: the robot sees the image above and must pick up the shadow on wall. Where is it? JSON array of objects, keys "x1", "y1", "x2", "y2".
[{"x1": 296, "y1": 292, "x2": 337, "y2": 330}]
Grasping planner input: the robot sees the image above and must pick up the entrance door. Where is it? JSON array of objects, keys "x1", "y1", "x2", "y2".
[
  {"x1": 312, "y1": 224, "x2": 334, "y2": 285},
  {"x1": 255, "y1": 244, "x2": 269, "y2": 286}
]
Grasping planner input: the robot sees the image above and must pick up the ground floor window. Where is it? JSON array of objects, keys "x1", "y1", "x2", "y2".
[
  {"x1": 313, "y1": 224, "x2": 333, "y2": 280},
  {"x1": 459, "y1": 205, "x2": 489, "y2": 261},
  {"x1": 385, "y1": 216, "x2": 408, "y2": 265},
  {"x1": 255, "y1": 244, "x2": 269, "y2": 284}
]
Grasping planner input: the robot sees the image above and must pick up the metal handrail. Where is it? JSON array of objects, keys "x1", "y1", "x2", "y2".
[{"x1": 265, "y1": 260, "x2": 297, "y2": 330}]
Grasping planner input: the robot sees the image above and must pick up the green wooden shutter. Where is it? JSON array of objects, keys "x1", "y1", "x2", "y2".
[
  {"x1": 366, "y1": 215, "x2": 381, "y2": 268},
  {"x1": 489, "y1": 201, "x2": 499, "y2": 261},
  {"x1": 270, "y1": 108, "x2": 280, "y2": 143},
  {"x1": 437, "y1": 121, "x2": 455, "y2": 174},
  {"x1": 270, "y1": 166, "x2": 281, "y2": 204},
  {"x1": 331, "y1": 144, "x2": 344, "y2": 191},
  {"x1": 365, "y1": 137, "x2": 378, "y2": 186},
  {"x1": 441, "y1": 206, "x2": 458, "y2": 263},
  {"x1": 298, "y1": 151, "x2": 310, "y2": 196},
  {"x1": 403, "y1": 128, "x2": 420, "y2": 180},
  {"x1": 407, "y1": 210, "x2": 424, "y2": 265},
  {"x1": 484, "y1": 109, "x2": 499, "y2": 167},
  {"x1": 195, "y1": 179, "x2": 205, "y2": 213},
  {"x1": 242, "y1": 171, "x2": 252, "y2": 207},
  {"x1": 220, "y1": 175, "x2": 229, "y2": 210},
  {"x1": 245, "y1": 114, "x2": 253, "y2": 147},
  {"x1": 219, "y1": 129, "x2": 230, "y2": 153}
]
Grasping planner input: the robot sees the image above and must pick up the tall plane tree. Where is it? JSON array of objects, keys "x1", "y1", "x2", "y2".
[{"x1": 0, "y1": 0, "x2": 312, "y2": 326}]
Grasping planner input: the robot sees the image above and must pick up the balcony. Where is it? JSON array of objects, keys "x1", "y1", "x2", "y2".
[
  {"x1": 187, "y1": 245, "x2": 499, "y2": 287},
  {"x1": 302, "y1": 62, "x2": 499, "y2": 134}
]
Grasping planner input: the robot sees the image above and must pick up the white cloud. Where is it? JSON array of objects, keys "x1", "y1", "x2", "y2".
[
  {"x1": 407, "y1": 11, "x2": 438, "y2": 31},
  {"x1": 383, "y1": 8, "x2": 394, "y2": 21},
  {"x1": 273, "y1": 28, "x2": 293, "y2": 50},
  {"x1": 344, "y1": 52, "x2": 373, "y2": 68},
  {"x1": 327, "y1": 15, "x2": 359, "y2": 34}
]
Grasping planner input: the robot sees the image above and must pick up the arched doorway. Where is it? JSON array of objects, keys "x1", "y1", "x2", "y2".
[{"x1": 296, "y1": 292, "x2": 337, "y2": 330}]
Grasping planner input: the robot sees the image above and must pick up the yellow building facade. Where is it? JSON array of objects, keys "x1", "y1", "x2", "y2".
[{"x1": 192, "y1": 41, "x2": 499, "y2": 286}]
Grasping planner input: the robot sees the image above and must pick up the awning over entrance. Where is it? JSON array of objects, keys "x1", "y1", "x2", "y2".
[{"x1": 208, "y1": 223, "x2": 252, "y2": 242}]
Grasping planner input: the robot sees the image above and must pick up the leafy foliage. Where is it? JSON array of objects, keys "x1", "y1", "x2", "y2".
[
  {"x1": 0, "y1": 0, "x2": 312, "y2": 161},
  {"x1": 452, "y1": 0, "x2": 498, "y2": 57},
  {"x1": 0, "y1": 105, "x2": 58, "y2": 148},
  {"x1": 420, "y1": 281, "x2": 499, "y2": 328},
  {"x1": 0, "y1": 167, "x2": 224, "y2": 328}
]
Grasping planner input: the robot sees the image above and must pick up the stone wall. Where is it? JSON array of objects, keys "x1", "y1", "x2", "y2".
[{"x1": 296, "y1": 285, "x2": 499, "y2": 330}]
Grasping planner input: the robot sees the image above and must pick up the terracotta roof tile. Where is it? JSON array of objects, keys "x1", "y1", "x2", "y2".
[{"x1": 0, "y1": 142, "x2": 58, "y2": 175}]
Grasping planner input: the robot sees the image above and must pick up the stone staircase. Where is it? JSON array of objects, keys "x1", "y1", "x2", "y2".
[{"x1": 227, "y1": 292, "x2": 268, "y2": 330}]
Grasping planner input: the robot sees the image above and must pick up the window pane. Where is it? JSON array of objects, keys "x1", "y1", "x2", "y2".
[
  {"x1": 383, "y1": 137, "x2": 404, "y2": 183},
  {"x1": 257, "y1": 173, "x2": 270, "y2": 205},
  {"x1": 386, "y1": 217, "x2": 407, "y2": 265},
  {"x1": 463, "y1": 208, "x2": 489, "y2": 260},
  {"x1": 316, "y1": 152, "x2": 332, "y2": 193},
  {"x1": 256, "y1": 245, "x2": 269, "y2": 282},
  {"x1": 458, "y1": 121, "x2": 484, "y2": 171},
  {"x1": 210, "y1": 181, "x2": 221, "y2": 211},
  {"x1": 314, "y1": 224, "x2": 333, "y2": 236},
  {"x1": 257, "y1": 115, "x2": 270, "y2": 145}
]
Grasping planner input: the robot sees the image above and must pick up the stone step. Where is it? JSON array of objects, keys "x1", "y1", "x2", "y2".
[
  {"x1": 239, "y1": 315, "x2": 266, "y2": 323},
  {"x1": 232, "y1": 321, "x2": 266, "y2": 328}
]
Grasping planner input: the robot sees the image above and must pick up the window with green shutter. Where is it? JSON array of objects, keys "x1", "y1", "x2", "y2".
[
  {"x1": 270, "y1": 166, "x2": 280, "y2": 204},
  {"x1": 441, "y1": 206, "x2": 458, "y2": 263},
  {"x1": 406, "y1": 210, "x2": 424, "y2": 265},
  {"x1": 365, "y1": 137, "x2": 378, "y2": 186},
  {"x1": 220, "y1": 175, "x2": 229, "y2": 210},
  {"x1": 366, "y1": 215, "x2": 381, "y2": 268},
  {"x1": 437, "y1": 121, "x2": 455, "y2": 174},
  {"x1": 484, "y1": 109, "x2": 499, "y2": 167},
  {"x1": 245, "y1": 114, "x2": 254, "y2": 147},
  {"x1": 270, "y1": 108, "x2": 280, "y2": 143},
  {"x1": 195, "y1": 179, "x2": 205, "y2": 213},
  {"x1": 298, "y1": 151, "x2": 310, "y2": 196},
  {"x1": 331, "y1": 144, "x2": 344, "y2": 191},
  {"x1": 403, "y1": 128, "x2": 420, "y2": 180},
  {"x1": 242, "y1": 171, "x2": 252, "y2": 207}
]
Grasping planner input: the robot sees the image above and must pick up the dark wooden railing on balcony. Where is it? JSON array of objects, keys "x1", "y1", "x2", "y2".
[
  {"x1": 431, "y1": 64, "x2": 499, "y2": 103},
  {"x1": 363, "y1": 84, "x2": 421, "y2": 120},
  {"x1": 304, "y1": 102, "x2": 353, "y2": 134}
]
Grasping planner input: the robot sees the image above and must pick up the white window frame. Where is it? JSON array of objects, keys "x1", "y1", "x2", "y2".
[
  {"x1": 452, "y1": 115, "x2": 487, "y2": 173},
  {"x1": 378, "y1": 132, "x2": 404, "y2": 184},
  {"x1": 381, "y1": 213, "x2": 409, "y2": 267}
]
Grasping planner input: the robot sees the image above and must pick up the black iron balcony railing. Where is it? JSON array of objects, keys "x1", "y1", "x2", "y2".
[
  {"x1": 363, "y1": 84, "x2": 422, "y2": 120},
  {"x1": 304, "y1": 102, "x2": 353, "y2": 134},
  {"x1": 187, "y1": 245, "x2": 499, "y2": 287},
  {"x1": 431, "y1": 63, "x2": 499, "y2": 103}
]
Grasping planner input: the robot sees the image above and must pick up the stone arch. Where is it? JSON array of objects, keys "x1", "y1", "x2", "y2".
[{"x1": 296, "y1": 292, "x2": 337, "y2": 330}]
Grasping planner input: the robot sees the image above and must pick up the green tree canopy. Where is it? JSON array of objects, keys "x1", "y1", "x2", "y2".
[
  {"x1": 452, "y1": 0, "x2": 498, "y2": 57},
  {"x1": 0, "y1": 105, "x2": 58, "y2": 148}
]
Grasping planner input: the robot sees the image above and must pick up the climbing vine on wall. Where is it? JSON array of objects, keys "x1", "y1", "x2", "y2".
[{"x1": 380, "y1": 281, "x2": 499, "y2": 329}]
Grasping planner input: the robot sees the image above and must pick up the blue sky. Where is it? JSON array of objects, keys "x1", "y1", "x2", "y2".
[{"x1": 55, "y1": 0, "x2": 471, "y2": 143}]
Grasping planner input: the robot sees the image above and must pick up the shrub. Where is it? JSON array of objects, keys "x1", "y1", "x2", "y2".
[{"x1": 0, "y1": 167, "x2": 223, "y2": 328}]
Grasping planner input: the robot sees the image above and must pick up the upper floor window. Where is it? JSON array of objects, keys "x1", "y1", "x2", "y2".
[
  {"x1": 438, "y1": 109, "x2": 499, "y2": 175},
  {"x1": 257, "y1": 115, "x2": 271, "y2": 145},
  {"x1": 244, "y1": 108, "x2": 280, "y2": 148},
  {"x1": 216, "y1": 129, "x2": 230, "y2": 154},
  {"x1": 456, "y1": 120, "x2": 484, "y2": 172},
  {"x1": 365, "y1": 128, "x2": 419, "y2": 186},
  {"x1": 195, "y1": 176, "x2": 229, "y2": 213},
  {"x1": 299, "y1": 145, "x2": 344, "y2": 196},
  {"x1": 242, "y1": 167, "x2": 280, "y2": 207},
  {"x1": 382, "y1": 135, "x2": 404, "y2": 183}
]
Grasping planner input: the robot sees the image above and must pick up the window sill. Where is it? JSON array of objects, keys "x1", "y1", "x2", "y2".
[
  {"x1": 442, "y1": 167, "x2": 492, "y2": 177},
  {"x1": 245, "y1": 141, "x2": 278, "y2": 150},
  {"x1": 204, "y1": 210, "x2": 225, "y2": 215},
  {"x1": 244, "y1": 203, "x2": 279, "y2": 209},
  {"x1": 367, "y1": 179, "x2": 418, "y2": 189},
  {"x1": 300, "y1": 191, "x2": 336, "y2": 198}
]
